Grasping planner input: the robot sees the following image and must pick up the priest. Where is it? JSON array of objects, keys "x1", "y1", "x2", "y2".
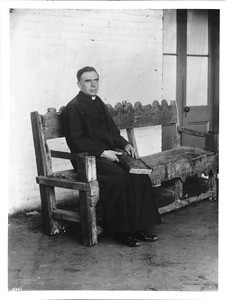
[{"x1": 63, "y1": 66, "x2": 161, "y2": 247}]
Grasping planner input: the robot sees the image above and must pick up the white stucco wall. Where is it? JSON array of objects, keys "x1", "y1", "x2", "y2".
[{"x1": 9, "y1": 9, "x2": 164, "y2": 214}]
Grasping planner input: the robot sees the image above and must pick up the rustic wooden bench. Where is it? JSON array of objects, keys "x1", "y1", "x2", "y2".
[{"x1": 31, "y1": 100, "x2": 218, "y2": 246}]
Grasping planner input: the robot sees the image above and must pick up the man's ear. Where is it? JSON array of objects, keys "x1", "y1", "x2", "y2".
[{"x1": 77, "y1": 81, "x2": 81, "y2": 89}]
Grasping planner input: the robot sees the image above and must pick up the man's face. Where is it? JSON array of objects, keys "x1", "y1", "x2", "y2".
[{"x1": 77, "y1": 71, "x2": 99, "y2": 97}]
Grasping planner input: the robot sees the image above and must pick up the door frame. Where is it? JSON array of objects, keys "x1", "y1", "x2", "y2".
[
  {"x1": 176, "y1": 9, "x2": 219, "y2": 136},
  {"x1": 208, "y1": 10, "x2": 219, "y2": 133}
]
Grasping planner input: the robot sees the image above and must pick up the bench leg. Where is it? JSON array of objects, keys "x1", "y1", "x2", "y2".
[
  {"x1": 208, "y1": 171, "x2": 218, "y2": 201},
  {"x1": 39, "y1": 185, "x2": 65, "y2": 235},
  {"x1": 79, "y1": 190, "x2": 98, "y2": 247},
  {"x1": 174, "y1": 178, "x2": 183, "y2": 201}
]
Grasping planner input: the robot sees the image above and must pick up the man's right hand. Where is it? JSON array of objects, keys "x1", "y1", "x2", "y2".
[{"x1": 101, "y1": 150, "x2": 122, "y2": 162}]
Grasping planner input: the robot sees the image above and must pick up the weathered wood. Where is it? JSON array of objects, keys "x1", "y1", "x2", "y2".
[
  {"x1": 39, "y1": 185, "x2": 65, "y2": 235},
  {"x1": 51, "y1": 150, "x2": 78, "y2": 160},
  {"x1": 31, "y1": 99, "x2": 218, "y2": 247},
  {"x1": 75, "y1": 155, "x2": 99, "y2": 245},
  {"x1": 126, "y1": 128, "x2": 139, "y2": 156},
  {"x1": 153, "y1": 186, "x2": 175, "y2": 198},
  {"x1": 106, "y1": 102, "x2": 134, "y2": 129},
  {"x1": 208, "y1": 171, "x2": 218, "y2": 201},
  {"x1": 174, "y1": 179, "x2": 183, "y2": 200},
  {"x1": 73, "y1": 154, "x2": 100, "y2": 245},
  {"x1": 31, "y1": 106, "x2": 100, "y2": 246},
  {"x1": 36, "y1": 176, "x2": 87, "y2": 191},
  {"x1": 48, "y1": 169, "x2": 79, "y2": 181},
  {"x1": 75, "y1": 153, "x2": 97, "y2": 182},
  {"x1": 107, "y1": 100, "x2": 178, "y2": 129},
  {"x1": 171, "y1": 123, "x2": 181, "y2": 148},
  {"x1": 41, "y1": 107, "x2": 65, "y2": 140},
  {"x1": 205, "y1": 131, "x2": 219, "y2": 153},
  {"x1": 159, "y1": 190, "x2": 213, "y2": 214},
  {"x1": 31, "y1": 111, "x2": 64, "y2": 235},
  {"x1": 120, "y1": 147, "x2": 218, "y2": 187},
  {"x1": 52, "y1": 209, "x2": 80, "y2": 223},
  {"x1": 79, "y1": 190, "x2": 98, "y2": 247},
  {"x1": 177, "y1": 125, "x2": 207, "y2": 137},
  {"x1": 135, "y1": 100, "x2": 178, "y2": 127},
  {"x1": 86, "y1": 180, "x2": 99, "y2": 199},
  {"x1": 30, "y1": 111, "x2": 52, "y2": 176}
]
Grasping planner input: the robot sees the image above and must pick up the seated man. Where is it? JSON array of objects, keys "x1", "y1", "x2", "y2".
[{"x1": 63, "y1": 66, "x2": 161, "y2": 247}]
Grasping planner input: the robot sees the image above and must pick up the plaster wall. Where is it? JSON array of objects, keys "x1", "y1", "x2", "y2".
[{"x1": 10, "y1": 9, "x2": 165, "y2": 213}]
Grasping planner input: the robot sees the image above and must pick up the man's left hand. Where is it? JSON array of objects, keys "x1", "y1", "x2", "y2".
[{"x1": 124, "y1": 144, "x2": 139, "y2": 159}]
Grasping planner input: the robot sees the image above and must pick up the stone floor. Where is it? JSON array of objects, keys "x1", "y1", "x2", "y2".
[{"x1": 8, "y1": 199, "x2": 218, "y2": 292}]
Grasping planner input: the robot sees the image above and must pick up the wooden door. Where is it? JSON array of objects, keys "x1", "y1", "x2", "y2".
[{"x1": 176, "y1": 10, "x2": 219, "y2": 149}]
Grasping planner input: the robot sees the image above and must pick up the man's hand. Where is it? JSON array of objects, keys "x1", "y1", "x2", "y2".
[
  {"x1": 101, "y1": 150, "x2": 122, "y2": 162},
  {"x1": 124, "y1": 144, "x2": 139, "y2": 159}
]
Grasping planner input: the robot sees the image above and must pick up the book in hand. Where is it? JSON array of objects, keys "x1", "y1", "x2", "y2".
[{"x1": 115, "y1": 149, "x2": 153, "y2": 175}]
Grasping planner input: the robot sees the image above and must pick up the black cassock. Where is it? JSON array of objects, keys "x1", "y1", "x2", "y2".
[{"x1": 64, "y1": 91, "x2": 161, "y2": 233}]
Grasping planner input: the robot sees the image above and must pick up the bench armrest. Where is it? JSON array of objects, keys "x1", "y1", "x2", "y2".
[
  {"x1": 177, "y1": 126, "x2": 207, "y2": 137},
  {"x1": 177, "y1": 126, "x2": 218, "y2": 153},
  {"x1": 51, "y1": 150, "x2": 78, "y2": 160},
  {"x1": 51, "y1": 150, "x2": 97, "y2": 182}
]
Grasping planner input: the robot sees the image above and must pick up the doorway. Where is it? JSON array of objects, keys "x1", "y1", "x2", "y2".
[{"x1": 176, "y1": 10, "x2": 219, "y2": 148}]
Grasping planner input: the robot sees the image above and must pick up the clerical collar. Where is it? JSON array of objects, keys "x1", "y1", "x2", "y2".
[{"x1": 78, "y1": 91, "x2": 98, "y2": 102}]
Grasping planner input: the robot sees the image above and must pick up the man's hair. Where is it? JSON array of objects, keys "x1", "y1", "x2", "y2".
[{"x1": 77, "y1": 66, "x2": 98, "y2": 82}]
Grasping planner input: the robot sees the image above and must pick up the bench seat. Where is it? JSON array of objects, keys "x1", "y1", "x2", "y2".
[{"x1": 141, "y1": 146, "x2": 218, "y2": 186}]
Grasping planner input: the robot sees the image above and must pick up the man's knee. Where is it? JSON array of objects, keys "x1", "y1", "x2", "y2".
[{"x1": 97, "y1": 158, "x2": 127, "y2": 176}]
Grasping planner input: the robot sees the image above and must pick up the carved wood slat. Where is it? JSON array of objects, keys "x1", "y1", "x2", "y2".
[
  {"x1": 40, "y1": 100, "x2": 178, "y2": 141},
  {"x1": 107, "y1": 100, "x2": 178, "y2": 129},
  {"x1": 106, "y1": 102, "x2": 134, "y2": 130},
  {"x1": 41, "y1": 107, "x2": 65, "y2": 140}
]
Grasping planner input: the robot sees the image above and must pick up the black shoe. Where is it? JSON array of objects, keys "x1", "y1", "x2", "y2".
[
  {"x1": 133, "y1": 231, "x2": 158, "y2": 242},
  {"x1": 114, "y1": 233, "x2": 141, "y2": 247},
  {"x1": 122, "y1": 236, "x2": 141, "y2": 247}
]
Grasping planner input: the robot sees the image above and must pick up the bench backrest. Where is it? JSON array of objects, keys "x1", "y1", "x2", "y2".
[
  {"x1": 31, "y1": 107, "x2": 65, "y2": 176},
  {"x1": 107, "y1": 100, "x2": 178, "y2": 129},
  {"x1": 106, "y1": 100, "x2": 180, "y2": 155},
  {"x1": 31, "y1": 100, "x2": 180, "y2": 175}
]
